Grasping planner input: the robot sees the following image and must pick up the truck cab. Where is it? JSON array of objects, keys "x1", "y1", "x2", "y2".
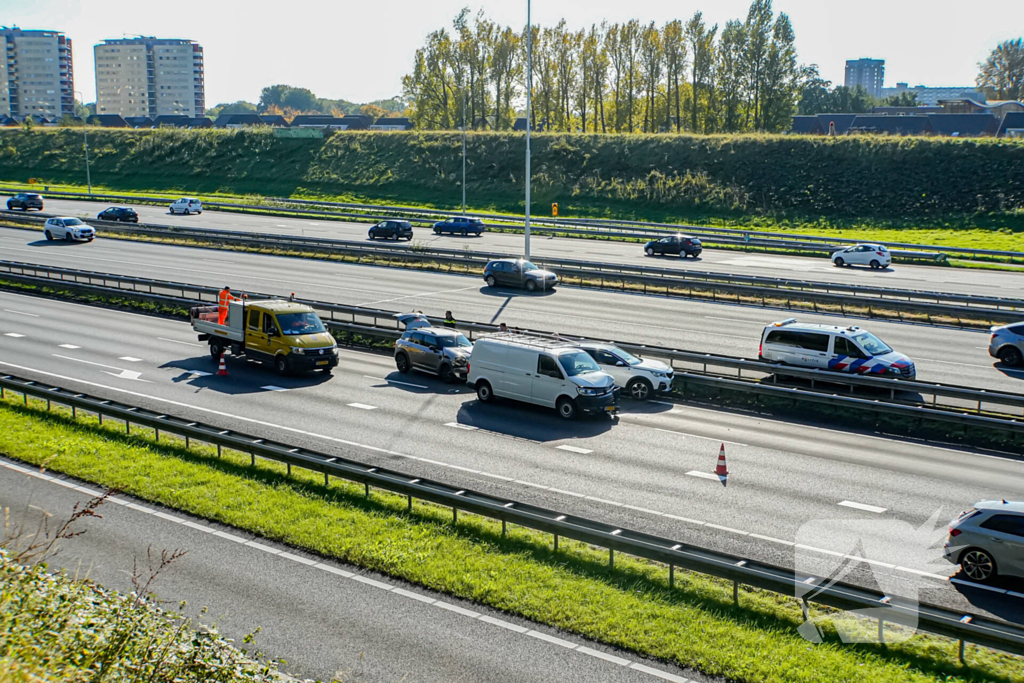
[{"x1": 192, "y1": 299, "x2": 338, "y2": 375}]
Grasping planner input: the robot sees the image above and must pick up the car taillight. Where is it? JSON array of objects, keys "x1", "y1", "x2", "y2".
[
  {"x1": 758, "y1": 341, "x2": 763, "y2": 357},
  {"x1": 949, "y1": 527, "x2": 961, "y2": 537},
  {"x1": 466, "y1": 363, "x2": 470, "y2": 373},
  {"x1": 876, "y1": 251, "x2": 886, "y2": 256}
]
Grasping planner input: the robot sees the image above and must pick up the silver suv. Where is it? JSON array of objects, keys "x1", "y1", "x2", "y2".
[
  {"x1": 944, "y1": 500, "x2": 1024, "y2": 583},
  {"x1": 989, "y1": 322, "x2": 1024, "y2": 367},
  {"x1": 394, "y1": 314, "x2": 471, "y2": 383}
]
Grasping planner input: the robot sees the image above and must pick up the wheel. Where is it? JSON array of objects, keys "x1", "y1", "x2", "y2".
[
  {"x1": 485, "y1": 275, "x2": 497, "y2": 287},
  {"x1": 959, "y1": 548, "x2": 997, "y2": 583},
  {"x1": 209, "y1": 340, "x2": 224, "y2": 360},
  {"x1": 525, "y1": 279, "x2": 537, "y2": 292},
  {"x1": 461, "y1": 228, "x2": 468, "y2": 236},
  {"x1": 275, "y1": 355, "x2": 289, "y2": 375},
  {"x1": 645, "y1": 247, "x2": 654, "y2": 256},
  {"x1": 395, "y1": 352, "x2": 411, "y2": 374},
  {"x1": 183, "y1": 209, "x2": 190, "y2": 215},
  {"x1": 434, "y1": 228, "x2": 442, "y2": 235},
  {"x1": 834, "y1": 257, "x2": 845, "y2": 267},
  {"x1": 368, "y1": 233, "x2": 376, "y2": 240},
  {"x1": 439, "y1": 364, "x2": 456, "y2": 383},
  {"x1": 44, "y1": 230, "x2": 52, "y2": 241},
  {"x1": 64, "y1": 232, "x2": 73, "y2": 241},
  {"x1": 627, "y1": 378, "x2": 653, "y2": 401},
  {"x1": 680, "y1": 252, "x2": 687, "y2": 258},
  {"x1": 870, "y1": 259, "x2": 881, "y2": 269},
  {"x1": 476, "y1": 380, "x2": 493, "y2": 403},
  {"x1": 556, "y1": 396, "x2": 577, "y2": 420},
  {"x1": 406, "y1": 235, "x2": 413, "y2": 241},
  {"x1": 392, "y1": 233, "x2": 399, "y2": 241},
  {"x1": 5, "y1": 203, "x2": 11, "y2": 210},
  {"x1": 998, "y1": 346, "x2": 1023, "y2": 367}
]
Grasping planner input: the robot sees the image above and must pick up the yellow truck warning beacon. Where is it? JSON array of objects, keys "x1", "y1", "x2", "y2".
[{"x1": 191, "y1": 299, "x2": 338, "y2": 375}]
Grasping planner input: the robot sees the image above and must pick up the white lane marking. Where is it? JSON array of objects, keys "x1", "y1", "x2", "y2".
[
  {"x1": 479, "y1": 615, "x2": 530, "y2": 633},
  {"x1": 159, "y1": 337, "x2": 204, "y2": 347},
  {"x1": 3, "y1": 309, "x2": 38, "y2": 317},
  {"x1": 629, "y1": 662, "x2": 690, "y2": 682},
  {"x1": 915, "y1": 358, "x2": 991, "y2": 369},
  {"x1": 393, "y1": 587, "x2": 437, "y2": 604},
  {"x1": 652, "y1": 428, "x2": 747, "y2": 447},
  {"x1": 188, "y1": 371, "x2": 212, "y2": 378},
  {"x1": 526, "y1": 630, "x2": 578, "y2": 649},
  {"x1": 347, "y1": 403, "x2": 377, "y2": 410},
  {"x1": 705, "y1": 523, "x2": 748, "y2": 536},
  {"x1": 556, "y1": 445, "x2": 593, "y2": 454},
  {"x1": 356, "y1": 285, "x2": 478, "y2": 307},
  {"x1": 261, "y1": 385, "x2": 288, "y2": 392},
  {"x1": 749, "y1": 533, "x2": 794, "y2": 546},
  {"x1": 363, "y1": 375, "x2": 428, "y2": 389},
  {"x1": 51, "y1": 354, "x2": 149, "y2": 382},
  {"x1": 577, "y1": 646, "x2": 630, "y2": 666},
  {"x1": 949, "y1": 578, "x2": 1007, "y2": 594},
  {"x1": 685, "y1": 471, "x2": 721, "y2": 481},
  {"x1": 704, "y1": 316, "x2": 756, "y2": 325},
  {"x1": 119, "y1": 356, "x2": 143, "y2": 362},
  {"x1": 246, "y1": 541, "x2": 282, "y2": 555},
  {"x1": 838, "y1": 500, "x2": 887, "y2": 514},
  {"x1": 4, "y1": 333, "x2": 25, "y2": 338},
  {"x1": 444, "y1": 422, "x2": 478, "y2": 430},
  {"x1": 59, "y1": 344, "x2": 81, "y2": 349},
  {"x1": 898, "y1": 566, "x2": 948, "y2": 580},
  {"x1": 435, "y1": 601, "x2": 480, "y2": 618},
  {"x1": 53, "y1": 354, "x2": 123, "y2": 371},
  {"x1": 352, "y1": 575, "x2": 394, "y2": 590},
  {"x1": 278, "y1": 551, "x2": 317, "y2": 566}
]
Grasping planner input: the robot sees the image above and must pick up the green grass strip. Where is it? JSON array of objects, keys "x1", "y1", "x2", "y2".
[{"x1": 0, "y1": 397, "x2": 1020, "y2": 683}]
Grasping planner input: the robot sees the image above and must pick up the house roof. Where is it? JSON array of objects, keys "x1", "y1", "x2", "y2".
[
  {"x1": 871, "y1": 106, "x2": 944, "y2": 115},
  {"x1": 87, "y1": 114, "x2": 130, "y2": 128},
  {"x1": 124, "y1": 116, "x2": 154, "y2": 127},
  {"x1": 187, "y1": 117, "x2": 213, "y2": 128},
  {"x1": 926, "y1": 113, "x2": 1000, "y2": 137},
  {"x1": 289, "y1": 115, "x2": 346, "y2": 126},
  {"x1": 154, "y1": 115, "x2": 191, "y2": 127},
  {"x1": 1, "y1": 116, "x2": 18, "y2": 126},
  {"x1": 997, "y1": 112, "x2": 1024, "y2": 137},
  {"x1": 848, "y1": 115, "x2": 932, "y2": 135},
  {"x1": 369, "y1": 117, "x2": 413, "y2": 129},
  {"x1": 214, "y1": 113, "x2": 265, "y2": 126},
  {"x1": 790, "y1": 116, "x2": 823, "y2": 134},
  {"x1": 815, "y1": 113, "x2": 858, "y2": 135},
  {"x1": 259, "y1": 115, "x2": 289, "y2": 126}
]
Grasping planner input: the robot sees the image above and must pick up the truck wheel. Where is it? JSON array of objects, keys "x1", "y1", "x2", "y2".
[
  {"x1": 209, "y1": 340, "x2": 223, "y2": 360},
  {"x1": 275, "y1": 355, "x2": 289, "y2": 375},
  {"x1": 396, "y1": 353, "x2": 411, "y2": 374},
  {"x1": 556, "y1": 396, "x2": 577, "y2": 420}
]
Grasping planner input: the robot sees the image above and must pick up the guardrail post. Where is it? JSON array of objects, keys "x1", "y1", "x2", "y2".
[
  {"x1": 554, "y1": 533, "x2": 559, "y2": 551},
  {"x1": 154, "y1": 428, "x2": 159, "y2": 442},
  {"x1": 125, "y1": 420, "x2": 130, "y2": 435},
  {"x1": 324, "y1": 472, "x2": 329, "y2": 487},
  {"x1": 502, "y1": 519, "x2": 507, "y2": 538},
  {"x1": 733, "y1": 580, "x2": 739, "y2": 606},
  {"x1": 98, "y1": 412, "x2": 103, "y2": 426},
  {"x1": 46, "y1": 399, "x2": 50, "y2": 411},
  {"x1": 801, "y1": 598, "x2": 809, "y2": 621},
  {"x1": 365, "y1": 482, "x2": 370, "y2": 498},
  {"x1": 71, "y1": 405, "x2": 76, "y2": 419},
  {"x1": 407, "y1": 494, "x2": 412, "y2": 511},
  {"x1": 23, "y1": 392, "x2": 27, "y2": 406},
  {"x1": 959, "y1": 638, "x2": 966, "y2": 664},
  {"x1": 609, "y1": 548, "x2": 614, "y2": 569},
  {"x1": 251, "y1": 453, "x2": 256, "y2": 467},
  {"x1": 669, "y1": 564, "x2": 674, "y2": 588},
  {"x1": 287, "y1": 463, "x2": 291, "y2": 476},
  {"x1": 216, "y1": 444, "x2": 221, "y2": 458},
  {"x1": 878, "y1": 618, "x2": 884, "y2": 644}
]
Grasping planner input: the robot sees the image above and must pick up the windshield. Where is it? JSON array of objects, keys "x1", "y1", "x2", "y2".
[
  {"x1": 521, "y1": 261, "x2": 539, "y2": 272},
  {"x1": 276, "y1": 312, "x2": 326, "y2": 336},
  {"x1": 438, "y1": 334, "x2": 472, "y2": 348},
  {"x1": 64, "y1": 218, "x2": 84, "y2": 226},
  {"x1": 558, "y1": 350, "x2": 601, "y2": 377},
  {"x1": 853, "y1": 332, "x2": 892, "y2": 356},
  {"x1": 612, "y1": 348, "x2": 643, "y2": 366}
]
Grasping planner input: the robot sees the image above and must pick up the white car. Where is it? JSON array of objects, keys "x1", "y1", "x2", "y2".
[
  {"x1": 43, "y1": 217, "x2": 95, "y2": 242},
  {"x1": 577, "y1": 342, "x2": 674, "y2": 400},
  {"x1": 831, "y1": 244, "x2": 891, "y2": 269},
  {"x1": 169, "y1": 198, "x2": 203, "y2": 215}
]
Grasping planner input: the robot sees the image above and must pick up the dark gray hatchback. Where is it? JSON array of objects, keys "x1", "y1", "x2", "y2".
[
  {"x1": 483, "y1": 259, "x2": 558, "y2": 292},
  {"x1": 7, "y1": 193, "x2": 44, "y2": 210}
]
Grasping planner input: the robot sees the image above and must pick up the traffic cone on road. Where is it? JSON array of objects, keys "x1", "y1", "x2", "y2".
[
  {"x1": 714, "y1": 443, "x2": 729, "y2": 476},
  {"x1": 217, "y1": 353, "x2": 228, "y2": 377}
]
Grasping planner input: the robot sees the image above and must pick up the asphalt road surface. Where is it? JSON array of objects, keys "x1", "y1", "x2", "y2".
[
  {"x1": 0, "y1": 459, "x2": 698, "y2": 683},
  {"x1": 1, "y1": 225, "x2": 1022, "y2": 397},
  {"x1": 2, "y1": 290, "x2": 1022, "y2": 625},
  {"x1": 19, "y1": 196, "x2": 1024, "y2": 300}
]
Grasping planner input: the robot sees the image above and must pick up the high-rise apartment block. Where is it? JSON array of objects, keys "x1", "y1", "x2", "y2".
[
  {"x1": 1, "y1": 28, "x2": 75, "y2": 119},
  {"x1": 845, "y1": 58, "x2": 885, "y2": 99},
  {"x1": 95, "y1": 38, "x2": 204, "y2": 118}
]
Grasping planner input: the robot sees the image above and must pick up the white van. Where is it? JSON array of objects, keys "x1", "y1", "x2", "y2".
[
  {"x1": 468, "y1": 334, "x2": 619, "y2": 419},
  {"x1": 759, "y1": 319, "x2": 916, "y2": 379}
]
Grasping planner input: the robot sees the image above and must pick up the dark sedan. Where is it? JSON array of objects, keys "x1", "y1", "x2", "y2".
[
  {"x1": 483, "y1": 259, "x2": 558, "y2": 292},
  {"x1": 433, "y1": 217, "x2": 486, "y2": 236},
  {"x1": 368, "y1": 220, "x2": 414, "y2": 240},
  {"x1": 7, "y1": 193, "x2": 44, "y2": 211},
  {"x1": 644, "y1": 235, "x2": 702, "y2": 258},
  {"x1": 97, "y1": 206, "x2": 139, "y2": 223}
]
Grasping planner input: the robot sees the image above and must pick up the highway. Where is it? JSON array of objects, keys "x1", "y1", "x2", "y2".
[
  {"x1": 21, "y1": 196, "x2": 1024, "y2": 299},
  {"x1": 1, "y1": 225, "x2": 1022, "y2": 396},
  {"x1": 2, "y1": 289, "x2": 1023, "y2": 624},
  {"x1": 0, "y1": 459, "x2": 696, "y2": 683}
]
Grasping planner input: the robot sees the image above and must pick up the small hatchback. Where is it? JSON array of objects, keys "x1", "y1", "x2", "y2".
[
  {"x1": 988, "y1": 322, "x2": 1024, "y2": 367},
  {"x1": 832, "y1": 244, "x2": 891, "y2": 269},
  {"x1": 483, "y1": 259, "x2": 558, "y2": 292},
  {"x1": 169, "y1": 198, "x2": 203, "y2": 215},
  {"x1": 644, "y1": 235, "x2": 702, "y2": 258},
  {"x1": 369, "y1": 220, "x2": 414, "y2": 241},
  {"x1": 7, "y1": 192, "x2": 44, "y2": 211},
  {"x1": 97, "y1": 206, "x2": 139, "y2": 223},
  {"x1": 43, "y1": 217, "x2": 96, "y2": 242},
  {"x1": 760, "y1": 319, "x2": 915, "y2": 379},
  {"x1": 433, "y1": 217, "x2": 486, "y2": 236},
  {"x1": 944, "y1": 500, "x2": 1024, "y2": 583}
]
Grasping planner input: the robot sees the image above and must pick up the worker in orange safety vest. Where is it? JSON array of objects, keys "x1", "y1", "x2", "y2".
[{"x1": 218, "y1": 286, "x2": 239, "y2": 325}]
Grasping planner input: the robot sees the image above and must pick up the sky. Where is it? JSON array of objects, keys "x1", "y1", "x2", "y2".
[{"x1": 4, "y1": 0, "x2": 1022, "y2": 106}]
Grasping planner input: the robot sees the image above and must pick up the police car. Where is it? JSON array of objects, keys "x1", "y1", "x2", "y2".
[{"x1": 759, "y1": 319, "x2": 915, "y2": 380}]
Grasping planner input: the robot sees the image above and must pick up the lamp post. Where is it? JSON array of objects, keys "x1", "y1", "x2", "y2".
[
  {"x1": 462, "y1": 87, "x2": 467, "y2": 216},
  {"x1": 74, "y1": 90, "x2": 92, "y2": 194},
  {"x1": 524, "y1": 0, "x2": 532, "y2": 259}
]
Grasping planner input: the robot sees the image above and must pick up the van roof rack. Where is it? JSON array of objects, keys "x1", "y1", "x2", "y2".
[
  {"x1": 772, "y1": 318, "x2": 798, "y2": 327},
  {"x1": 483, "y1": 331, "x2": 578, "y2": 349}
]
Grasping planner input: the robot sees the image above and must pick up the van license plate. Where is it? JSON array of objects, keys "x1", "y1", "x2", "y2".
[
  {"x1": 316, "y1": 360, "x2": 328, "y2": 366},
  {"x1": 605, "y1": 406, "x2": 616, "y2": 412}
]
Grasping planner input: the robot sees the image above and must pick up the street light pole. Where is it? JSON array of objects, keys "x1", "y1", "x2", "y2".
[
  {"x1": 462, "y1": 87, "x2": 467, "y2": 216},
  {"x1": 524, "y1": 0, "x2": 532, "y2": 259},
  {"x1": 74, "y1": 90, "x2": 92, "y2": 194}
]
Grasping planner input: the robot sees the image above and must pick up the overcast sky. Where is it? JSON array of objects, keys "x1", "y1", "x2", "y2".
[{"x1": 5, "y1": 0, "x2": 1021, "y2": 105}]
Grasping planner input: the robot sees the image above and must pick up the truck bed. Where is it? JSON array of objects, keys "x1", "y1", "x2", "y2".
[{"x1": 190, "y1": 303, "x2": 245, "y2": 342}]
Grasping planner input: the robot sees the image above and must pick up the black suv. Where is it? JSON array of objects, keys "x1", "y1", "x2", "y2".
[
  {"x1": 7, "y1": 193, "x2": 44, "y2": 211},
  {"x1": 368, "y1": 220, "x2": 414, "y2": 241},
  {"x1": 644, "y1": 234, "x2": 702, "y2": 258},
  {"x1": 97, "y1": 206, "x2": 139, "y2": 223}
]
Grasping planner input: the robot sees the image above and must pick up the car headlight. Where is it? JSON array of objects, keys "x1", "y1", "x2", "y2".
[
  {"x1": 651, "y1": 371, "x2": 669, "y2": 378},
  {"x1": 291, "y1": 348, "x2": 306, "y2": 355},
  {"x1": 452, "y1": 357, "x2": 468, "y2": 366},
  {"x1": 577, "y1": 387, "x2": 601, "y2": 396},
  {"x1": 885, "y1": 366, "x2": 900, "y2": 374}
]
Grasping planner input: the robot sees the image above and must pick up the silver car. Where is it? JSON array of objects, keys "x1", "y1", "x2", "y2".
[
  {"x1": 944, "y1": 500, "x2": 1024, "y2": 583},
  {"x1": 989, "y1": 322, "x2": 1024, "y2": 367},
  {"x1": 394, "y1": 314, "x2": 471, "y2": 383}
]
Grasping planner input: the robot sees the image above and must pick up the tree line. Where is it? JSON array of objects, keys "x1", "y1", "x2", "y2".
[
  {"x1": 403, "y1": 1, "x2": 802, "y2": 134},
  {"x1": 205, "y1": 86, "x2": 406, "y2": 121}
]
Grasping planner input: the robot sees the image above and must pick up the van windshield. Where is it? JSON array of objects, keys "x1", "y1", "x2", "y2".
[
  {"x1": 277, "y1": 312, "x2": 326, "y2": 336},
  {"x1": 558, "y1": 350, "x2": 601, "y2": 377},
  {"x1": 853, "y1": 332, "x2": 892, "y2": 356}
]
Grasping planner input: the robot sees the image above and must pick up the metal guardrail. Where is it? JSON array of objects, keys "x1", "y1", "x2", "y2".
[
  {"x1": 2, "y1": 260, "x2": 1023, "y2": 431},
  {"x1": 0, "y1": 371, "x2": 1021, "y2": 660},
  {"x1": 3, "y1": 212, "x2": 1022, "y2": 327},
  {"x1": 8, "y1": 186, "x2": 1024, "y2": 262}
]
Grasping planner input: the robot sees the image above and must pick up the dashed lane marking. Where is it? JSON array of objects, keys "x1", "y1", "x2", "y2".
[
  {"x1": 838, "y1": 500, "x2": 887, "y2": 514},
  {"x1": 685, "y1": 470, "x2": 722, "y2": 481},
  {"x1": 363, "y1": 375, "x2": 428, "y2": 389},
  {"x1": 261, "y1": 385, "x2": 288, "y2": 392},
  {"x1": 4, "y1": 333, "x2": 25, "y2": 338},
  {"x1": 444, "y1": 422, "x2": 478, "y2": 430},
  {"x1": 652, "y1": 427, "x2": 747, "y2": 447},
  {"x1": 3, "y1": 309, "x2": 38, "y2": 317},
  {"x1": 119, "y1": 357, "x2": 143, "y2": 362},
  {"x1": 59, "y1": 344, "x2": 81, "y2": 349},
  {"x1": 159, "y1": 337, "x2": 204, "y2": 347},
  {"x1": 347, "y1": 403, "x2": 377, "y2": 410},
  {"x1": 556, "y1": 445, "x2": 593, "y2": 454}
]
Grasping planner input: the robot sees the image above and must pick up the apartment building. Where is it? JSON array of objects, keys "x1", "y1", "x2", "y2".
[
  {"x1": 95, "y1": 38, "x2": 204, "y2": 118},
  {"x1": 1, "y1": 28, "x2": 75, "y2": 119},
  {"x1": 845, "y1": 58, "x2": 885, "y2": 99}
]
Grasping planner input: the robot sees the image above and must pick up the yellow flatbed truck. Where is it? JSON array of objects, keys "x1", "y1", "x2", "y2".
[{"x1": 191, "y1": 299, "x2": 339, "y2": 375}]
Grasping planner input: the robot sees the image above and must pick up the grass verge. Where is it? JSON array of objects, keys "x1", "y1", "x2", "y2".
[{"x1": 0, "y1": 396, "x2": 1021, "y2": 683}]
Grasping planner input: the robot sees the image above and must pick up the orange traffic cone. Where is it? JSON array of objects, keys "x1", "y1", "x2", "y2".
[
  {"x1": 714, "y1": 443, "x2": 729, "y2": 476},
  {"x1": 217, "y1": 353, "x2": 228, "y2": 377}
]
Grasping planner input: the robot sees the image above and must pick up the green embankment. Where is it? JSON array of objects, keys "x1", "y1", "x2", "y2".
[
  {"x1": 2, "y1": 128, "x2": 1023, "y2": 237},
  {"x1": 1, "y1": 395, "x2": 1022, "y2": 683}
]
